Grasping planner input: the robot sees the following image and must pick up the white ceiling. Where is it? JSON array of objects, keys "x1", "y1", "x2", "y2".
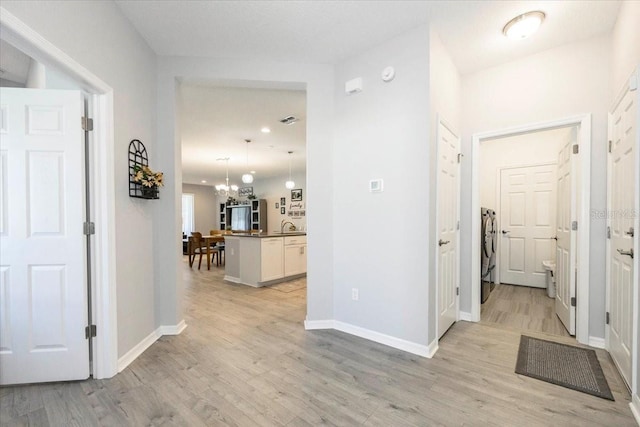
[
  {"x1": 115, "y1": 0, "x2": 622, "y2": 185},
  {"x1": 115, "y1": 0, "x2": 621, "y2": 73},
  {"x1": 180, "y1": 84, "x2": 306, "y2": 185}
]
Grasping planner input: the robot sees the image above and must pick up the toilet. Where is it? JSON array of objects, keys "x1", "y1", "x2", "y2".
[{"x1": 542, "y1": 260, "x2": 556, "y2": 299}]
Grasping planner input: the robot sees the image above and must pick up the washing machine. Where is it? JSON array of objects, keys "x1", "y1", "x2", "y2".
[{"x1": 480, "y1": 208, "x2": 497, "y2": 303}]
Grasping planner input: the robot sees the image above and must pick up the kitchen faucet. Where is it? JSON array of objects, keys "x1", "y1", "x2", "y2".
[{"x1": 281, "y1": 220, "x2": 296, "y2": 233}]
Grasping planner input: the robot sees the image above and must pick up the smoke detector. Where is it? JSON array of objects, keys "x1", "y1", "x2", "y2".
[{"x1": 279, "y1": 115, "x2": 299, "y2": 125}]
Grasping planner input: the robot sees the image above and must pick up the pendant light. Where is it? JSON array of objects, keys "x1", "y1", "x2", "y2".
[
  {"x1": 285, "y1": 151, "x2": 295, "y2": 189},
  {"x1": 215, "y1": 157, "x2": 239, "y2": 197},
  {"x1": 241, "y1": 139, "x2": 254, "y2": 184}
]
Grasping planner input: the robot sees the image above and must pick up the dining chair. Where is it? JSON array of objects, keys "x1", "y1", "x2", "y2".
[
  {"x1": 189, "y1": 232, "x2": 218, "y2": 269},
  {"x1": 207, "y1": 230, "x2": 226, "y2": 266}
]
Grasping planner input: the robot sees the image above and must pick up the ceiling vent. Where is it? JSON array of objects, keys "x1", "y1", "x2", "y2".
[{"x1": 279, "y1": 115, "x2": 299, "y2": 125}]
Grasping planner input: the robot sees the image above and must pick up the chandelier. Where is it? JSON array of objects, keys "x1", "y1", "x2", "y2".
[{"x1": 215, "y1": 157, "x2": 238, "y2": 197}]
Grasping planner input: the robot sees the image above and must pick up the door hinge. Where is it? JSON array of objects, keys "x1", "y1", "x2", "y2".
[
  {"x1": 457, "y1": 153, "x2": 463, "y2": 163},
  {"x1": 572, "y1": 144, "x2": 579, "y2": 154},
  {"x1": 85, "y1": 324, "x2": 97, "y2": 339},
  {"x1": 571, "y1": 297, "x2": 576, "y2": 307},
  {"x1": 605, "y1": 312, "x2": 610, "y2": 325},
  {"x1": 81, "y1": 116, "x2": 94, "y2": 131},
  {"x1": 607, "y1": 226, "x2": 611, "y2": 239},
  {"x1": 83, "y1": 221, "x2": 95, "y2": 235},
  {"x1": 608, "y1": 140, "x2": 612, "y2": 153},
  {"x1": 571, "y1": 221, "x2": 578, "y2": 231},
  {"x1": 456, "y1": 287, "x2": 459, "y2": 296}
]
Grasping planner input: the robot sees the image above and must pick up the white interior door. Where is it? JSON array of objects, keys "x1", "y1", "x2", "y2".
[
  {"x1": 607, "y1": 84, "x2": 636, "y2": 388},
  {"x1": 499, "y1": 164, "x2": 556, "y2": 287},
  {"x1": 0, "y1": 88, "x2": 89, "y2": 385},
  {"x1": 437, "y1": 121, "x2": 459, "y2": 338},
  {"x1": 555, "y1": 133, "x2": 576, "y2": 335}
]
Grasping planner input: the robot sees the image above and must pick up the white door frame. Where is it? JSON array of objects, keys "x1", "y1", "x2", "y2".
[
  {"x1": 606, "y1": 68, "x2": 640, "y2": 396},
  {"x1": 435, "y1": 115, "x2": 461, "y2": 341},
  {"x1": 1, "y1": 8, "x2": 118, "y2": 378},
  {"x1": 470, "y1": 114, "x2": 591, "y2": 345}
]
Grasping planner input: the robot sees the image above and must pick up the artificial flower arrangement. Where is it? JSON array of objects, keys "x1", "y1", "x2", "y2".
[{"x1": 133, "y1": 165, "x2": 164, "y2": 188}]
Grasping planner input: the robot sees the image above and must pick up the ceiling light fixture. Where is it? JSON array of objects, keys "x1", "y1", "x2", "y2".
[
  {"x1": 241, "y1": 139, "x2": 254, "y2": 184},
  {"x1": 201, "y1": 180, "x2": 207, "y2": 184},
  {"x1": 503, "y1": 11, "x2": 545, "y2": 40},
  {"x1": 215, "y1": 157, "x2": 238, "y2": 197},
  {"x1": 280, "y1": 115, "x2": 299, "y2": 125},
  {"x1": 261, "y1": 127, "x2": 271, "y2": 133},
  {"x1": 285, "y1": 151, "x2": 295, "y2": 189}
]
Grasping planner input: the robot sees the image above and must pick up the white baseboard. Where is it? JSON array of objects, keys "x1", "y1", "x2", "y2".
[
  {"x1": 629, "y1": 394, "x2": 640, "y2": 426},
  {"x1": 117, "y1": 328, "x2": 160, "y2": 373},
  {"x1": 305, "y1": 318, "x2": 444, "y2": 358},
  {"x1": 158, "y1": 319, "x2": 187, "y2": 335},
  {"x1": 426, "y1": 338, "x2": 439, "y2": 358},
  {"x1": 224, "y1": 275, "x2": 241, "y2": 284},
  {"x1": 304, "y1": 319, "x2": 335, "y2": 330},
  {"x1": 333, "y1": 320, "x2": 431, "y2": 358},
  {"x1": 117, "y1": 320, "x2": 188, "y2": 372},
  {"x1": 588, "y1": 336, "x2": 605, "y2": 349},
  {"x1": 304, "y1": 319, "x2": 431, "y2": 357},
  {"x1": 459, "y1": 311, "x2": 473, "y2": 322}
]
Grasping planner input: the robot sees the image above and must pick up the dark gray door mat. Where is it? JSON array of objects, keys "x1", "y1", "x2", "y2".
[{"x1": 515, "y1": 335, "x2": 614, "y2": 401}]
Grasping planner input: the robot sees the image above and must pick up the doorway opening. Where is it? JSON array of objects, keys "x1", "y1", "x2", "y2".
[
  {"x1": 177, "y1": 80, "x2": 309, "y2": 302},
  {"x1": 479, "y1": 126, "x2": 578, "y2": 340},
  {"x1": 470, "y1": 114, "x2": 592, "y2": 345},
  {"x1": 0, "y1": 10, "x2": 118, "y2": 380}
]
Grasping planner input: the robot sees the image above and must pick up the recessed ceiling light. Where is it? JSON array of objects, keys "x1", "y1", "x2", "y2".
[
  {"x1": 250, "y1": 170, "x2": 256, "y2": 174},
  {"x1": 261, "y1": 127, "x2": 270, "y2": 133},
  {"x1": 503, "y1": 11, "x2": 545, "y2": 40},
  {"x1": 201, "y1": 180, "x2": 207, "y2": 183}
]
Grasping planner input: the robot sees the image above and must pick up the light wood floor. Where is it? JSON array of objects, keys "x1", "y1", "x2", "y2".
[
  {"x1": 481, "y1": 283, "x2": 572, "y2": 338},
  {"x1": 1, "y1": 259, "x2": 634, "y2": 426}
]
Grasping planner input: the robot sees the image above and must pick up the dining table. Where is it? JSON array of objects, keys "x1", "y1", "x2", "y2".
[{"x1": 188, "y1": 234, "x2": 225, "y2": 270}]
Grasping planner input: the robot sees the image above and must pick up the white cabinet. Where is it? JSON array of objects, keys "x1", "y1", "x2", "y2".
[
  {"x1": 225, "y1": 234, "x2": 307, "y2": 287},
  {"x1": 284, "y1": 236, "x2": 307, "y2": 276},
  {"x1": 260, "y1": 238, "x2": 284, "y2": 282}
]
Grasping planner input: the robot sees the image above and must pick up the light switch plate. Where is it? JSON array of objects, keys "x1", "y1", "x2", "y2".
[
  {"x1": 369, "y1": 179, "x2": 383, "y2": 192},
  {"x1": 345, "y1": 77, "x2": 363, "y2": 95}
]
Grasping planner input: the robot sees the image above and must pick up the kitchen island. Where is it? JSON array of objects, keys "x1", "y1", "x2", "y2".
[{"x1": 223, "y1": 232, "x2": 307, "y2": 287}]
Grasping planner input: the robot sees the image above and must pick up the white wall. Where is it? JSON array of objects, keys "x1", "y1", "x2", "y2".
[
  {"x1": 429, "y1": 29, "x2": 461, "y2": 342},
  {"x1": 460, "y1": 35, "x2": 611, "y2": 338},
  {"x1": 611, "y1": 0, "x2": 640, "y2": 97},
  {"x1": 156, "y1": 56, "x2": 335, "y2": 327},
  {"x1": 2, "y1": 1, "x2": 158, "y2": 358},
  {"x1": 480, "y1": 128, "x2": 570, "y2": 210},
  {"x1": 332, "y1": 25, "x2": 431, "y2": 347},
  {"x1": 215, "y1": 172, "x2": 307, "y2": 233},
  {"x1": 182, "y1": 183, "x2": 218, "y2": 234}
]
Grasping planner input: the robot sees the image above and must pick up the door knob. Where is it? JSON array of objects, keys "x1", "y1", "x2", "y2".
[
  {"x1": 438, "y1": 239, "x2": 450, "y2": 247},
  {"x1": 501, "y1": 230, "x2": 509, "y2": 235},
  {"x1": 617, "y1": 248, "x2": 634, "y2": 259},
  {"x1": 626, "y1": 227, "x2": 635, "y2": 237}
]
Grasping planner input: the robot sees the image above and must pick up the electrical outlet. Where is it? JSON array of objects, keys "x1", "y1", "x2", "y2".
[{"x1": 351, "y1": 288, "x2": 359, "y2": 301}]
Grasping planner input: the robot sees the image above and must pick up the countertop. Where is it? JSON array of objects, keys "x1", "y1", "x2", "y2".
[{"x1": 227, "y1": 232, "x2": 307, "y2": 238}]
